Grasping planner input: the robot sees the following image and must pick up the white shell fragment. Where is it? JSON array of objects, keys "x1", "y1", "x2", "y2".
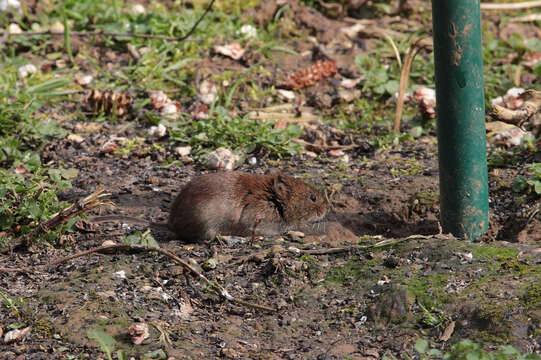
[
  {"x1": 8, "y1": 23, "x2": 22, "y2": 34},
  {"x1": 128, "y1": 322, "x2": 150, "y2": 345},
  {"x1": 247, "y1": 156, "x2": 257, "y2": 166},
  {"x1": 174, "y1": 146, "x2": 192, "y2": 157},
  {"x1": 238, "y1": 24, "x2": 257, "y2": 38},
  {"x1": 214, "y1": 42, "x2": 245, "y2": 60},
  {"x1": 114, "y1": 270, "x2": 126, "y2": 279},
  {"x1": 74, "y1": 74, "x2": 93, "y2": 86},
  {"x1": 18, "y1": 64, "x2": 37, "y2": 78},
  {"x1": 206, "y1": 147, "x2": 239, "y2": 170},
  {"x1": 148, "y1": 124, "x2": 167, "y2": 138},
  {"x1": 198, "y1": 80, "x2": 218, "y2": 105}
]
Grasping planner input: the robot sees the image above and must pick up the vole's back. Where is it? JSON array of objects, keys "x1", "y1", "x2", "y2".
[{"x1": 167, "y1": 172, "x2": 327, "y2": 242}]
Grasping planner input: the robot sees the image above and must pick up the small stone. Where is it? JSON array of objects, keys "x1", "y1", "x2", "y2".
[
  {"x1": 4, "y1": 327, "x2": 31, "y2": 344},
  {"x1": 148, "y1": 124, "x2": 167, "y2": 138},
  {"x1": 102, "y1": 240, "x2": 117, "y2": 247},
  {"x1": 55, "y1": 59, "x2": 67, "y2": 69},
  {"x1": 160, "y1": 103, "x2": 178, "y2": 115},
  {"x1": 238, "y1": 24, "x2": 257, "y2": 38},
  {"x1": 49, "y1": 21, "x2": 64, "y2": 34},
  {"x1": 277, "y1": 89, "x2": 296, "y2": 101},
  {"x1": 8, "y1": 23, "x2": 22, "y2": 34},
  {"x1": 128, "y1": 3, "x2": 146, "y2": 14},
  {"x1": 456, "y1": 252, "x2": 473, "y2": 263},
  {"x1": 114, "y1": 270, "x2": 126, "y2": 279},
  {"x1": 198, "y1": 80, "x2": 218, "y2": 105},
  {"x1": 101, "y1": 141, "x2": 119, "y2": 153},
  {"x1": 328, "y1": 149, "x2": 345, "y2": 157},
  {"x1": 215, "y1": 43, "x2": 245, "y2": 60},
  {"x1": 304, "y1": 151, "x2": 318, "y2": 158},
  {"x1": 339, "y1": 77, "x2": 361, "y2": 89},
  {"x1": 18, "y1": 64, "x2": 37, "y2": 78},
  {"x1": 129, "y1": 322, "x2": 150, "y2": 345},
  {"x1": 67, "y1": 134, "x2": 84, "y2": 144},
  {"x1": 74, "y1": 74, "x2": 93, "y2": 86},
  {"x1": 174, "y1": 146, "x2": 192, "y2": 157},
  {"x1": 288, "y1": 246, "x2": 301, "y2": 255},
  {"x1": 247, "y1": 157, "x2": 257, "y2": 166}
]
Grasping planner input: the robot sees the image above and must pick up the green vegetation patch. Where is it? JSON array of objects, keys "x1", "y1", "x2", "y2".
[
  {"x1": 166, "y1": 106, "x2": 303, "y2": 159},
  {"x1": 325, "y1": 257, "x2": 383, "y2": 285},
  {"x1": 406, "y1": 273, "x2": 451, "y2": 308}
]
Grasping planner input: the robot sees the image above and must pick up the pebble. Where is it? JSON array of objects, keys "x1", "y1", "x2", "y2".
[
  {"x1": 174, "y1": 146, "x2": 192, "y2": 157},
  {"x1": 206, "y1": 147, "x2": 239, "y2": 170}
]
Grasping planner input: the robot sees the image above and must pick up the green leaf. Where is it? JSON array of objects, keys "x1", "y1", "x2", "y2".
[
  {"x1": 533, "y1": 181, "x2": 541, "y2": 195},
  {"x1": 408, "y1": 126, "x2": 423, "y2": 138},
  {"x1": 86, "y1": 329, "x2": 116, "y2": 360},
  {"x1": 500, "y1": 345, "x2": 520, "y2": 356},
  {"x1": 465, "y1": 350, "x2": 482, "y2": 360},
  {"x1": 414, "y1": 339, "x2": 429, "y2": 354},
  {"x1": 512, "y1": 176, "x2": 528, "y2": 193},
  {"x1": 385, "y1": 80, "x2": 399, "y2": 95},
  {"x1": 59, "y1": 168, "x2": 79, "y2": 180},
  {"x1": 428, "y1": 349, "x2": 443, "y2": 356},
  {"x1": 25, "y1": 78, "x2": 71, "y2": 95}
]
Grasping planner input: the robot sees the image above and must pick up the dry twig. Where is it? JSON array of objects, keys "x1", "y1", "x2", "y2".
[
  {"x1": 300, "y1": 233, "x2": 453, "y2": 255},
  {"x1": 509, "y1": 13, "x2": 541, "y2": 22},
  {"x1": 0, "y1": 266, "x2": 33, "y2": 274},
  {"x1": 393, "y1": 37, "x2": 433, "y2": 132},
  {"x1": 383, "y1": 33, "x2": 402, "y2": 68},
  {"x1": 480, "y1": 0, "x2": 541, "y2": 10},
  {"x1": 488, "y1": 89, "x2": 541, "y2": 130},
  {"x1": 0, "y1": 187, "x2": 113, "y2": 254},
  {"x1": 49, "y1": 243, "x2": 276, "y2": 312}
]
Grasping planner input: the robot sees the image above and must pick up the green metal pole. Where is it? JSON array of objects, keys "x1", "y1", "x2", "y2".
[{"x1": 431, "y1": 0, "x2": 489, "y2": 240}]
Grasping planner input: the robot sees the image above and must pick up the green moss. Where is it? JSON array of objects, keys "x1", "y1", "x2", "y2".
[
  {"x1": 475, "y1": 302, "x2": 508, "y2": 324},
  {"x1": 406, "y1": 273, "x2": 451, "y2": 307},
  {"x1": 522, "y1": 282, "x2": 541, "y2": 308},
  {"x1": 34, "y1": 318, "x2": 54, "y2": 338},
  {"x1": 389, "y1": 158, "x2": 424, "y2": 178},
  {"x1": 410, "y1": 189, "x2": 439, "y2": 206},
  {"x1": 325, "y1": 258, "x2": 382, "y2": 284},
  {"x1": 475, "y1": 331, "x2": 512, "y2": 345},
  {"x1": 471, "y1": 245, "x2": 518, "y2": 261}
]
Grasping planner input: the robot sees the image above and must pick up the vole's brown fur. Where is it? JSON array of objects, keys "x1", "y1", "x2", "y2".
[
  {"x1": 168, "y1": 171, "x2": 328, "y2": 242},
  {"x1": 93, "y1": 172, "x2": 328, "y2": 242}
]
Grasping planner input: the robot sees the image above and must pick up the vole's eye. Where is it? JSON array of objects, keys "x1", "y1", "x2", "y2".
[{"x1": 309, "y1": 194, "x2": 317, "y2": 202}]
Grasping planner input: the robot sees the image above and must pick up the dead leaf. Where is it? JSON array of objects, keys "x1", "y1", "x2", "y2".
[{"x1": 440, "y1": 320, "x2": 455, "y2": 341}]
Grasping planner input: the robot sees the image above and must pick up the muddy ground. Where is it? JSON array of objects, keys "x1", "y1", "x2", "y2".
[{"x1": 1, "y1": 0, "x2": 541, "y2": 359}]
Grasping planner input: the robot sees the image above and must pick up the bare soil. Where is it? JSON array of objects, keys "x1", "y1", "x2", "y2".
[{"x1": 1, "y1": 1, "x2": 540, "y2": 359}]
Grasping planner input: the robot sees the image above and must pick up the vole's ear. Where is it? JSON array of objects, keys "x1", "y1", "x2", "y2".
[{"x1": 272, "y1": 175, "x2": 290, "y2": 198}]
